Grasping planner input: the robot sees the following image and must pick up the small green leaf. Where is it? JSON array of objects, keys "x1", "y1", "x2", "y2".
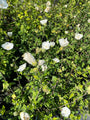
[
  {"x1": 69, "y1": 93, "x2": 74, "y2": 99},
  {"x1": 83, "y1": 74, "x2": 87, "y2": 77},
  {"x1": 0, "y1": 105, "x2": 5, "y2": 115},
  {"x1": 3, "y1": 81, "x2": 9, "y2": 90}
]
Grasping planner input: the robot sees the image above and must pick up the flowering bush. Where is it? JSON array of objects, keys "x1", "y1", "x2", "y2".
[{"x1": 0, "y1": 0, "x2": 90, "y2": 120}]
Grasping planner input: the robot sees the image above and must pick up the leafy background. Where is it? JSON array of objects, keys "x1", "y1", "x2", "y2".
[{"x1": 0, "y1": 0, "x2": 90, "y2": 119}]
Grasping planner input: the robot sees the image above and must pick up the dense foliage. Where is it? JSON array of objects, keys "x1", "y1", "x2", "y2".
[{"x1": 0, "y1": 0, "x2": 90, "y2": 120}]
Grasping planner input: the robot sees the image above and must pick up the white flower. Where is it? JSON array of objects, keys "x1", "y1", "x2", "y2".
[
  {"x1": 65, "y1": 31, "x2": 68, "y2": 34},
  {"x1": 88, "y1": 19, "x2": 90, "y2": 23},
  {"x1": 7, "y1": 32, "x2": 12, "y2": 37},
  {"x1": 42, "y1": 41, "x2": 50, "y2": 50},
  {"x1": 53, "y1": 58, "x2": 60, "y2": 63},
  {"x1": 61, "y1": 107, "x2": 71, "y2": 118},
  {"x1": 38, "y1": 60, "x2": 45, "y2": 66},
  {"x1": 41, "y1": 64, "x2": 47, "y2": 71},
  {"x1": 44, "y1": 6, "x2": 51, "y2": 12},
  {"x1": 22, "y1": 52, "x2": 37, "y2": 66},
  {"x1": 1, "y1": 42, "x2": 14, "y2": 50},
  {"x1": 17, "y1": 63, "x2": 26, "y2": 72},
  {"x1": 42, "y1": 41, "x2": 55, "y2": 50},
  {"x1": 50, "y1": 42, "x2": 55, "y2": 47},
  {"x1": 75, "y1": 33, "x2": 83, "y2": 40},
  {"x1": 0, "y1": 0, "x2": 8, "y2": 9},
  {"x1": 20, "y1": 112, "x2": 30, "y2": 120},
  {"x1": 59, "y1": 38, "x2": 69, "y2": 47},
  {"x1": 74, "y1": 15, "x2": 76, "y2": 18},
  {"x1": 40, "y1": 19, "x2": 48, "y2": 25},
  {"x1": 64, "y1": 5, "x2": 67, "y2": 8},
  {"x1": 46, "y1": 1, "x2": 51, "y2": 6}
]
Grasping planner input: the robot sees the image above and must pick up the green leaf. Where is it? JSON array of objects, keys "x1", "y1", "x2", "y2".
[
  {"x1": 42, "y1": 85, "x2": 50, "y2": 94},
  {"x1": 0, "y1": 73, "x2": 3, "y2": 80},
  {"x1": 0, "y1": 105, "x2": 5, "y2": 115},
  {"x1": 69, "y1": 93, "x2": 74, "y2": 99},
  {"x1": 82, "y1": 73, "x2": 87, "y2": 77},
  {"x1": 3, "y1": 81, "x2": 9, "y2": 90}
]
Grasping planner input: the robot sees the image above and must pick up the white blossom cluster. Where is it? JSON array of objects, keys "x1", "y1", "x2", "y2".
[
  {"x1": 0, "y1": 1, "x2": 87, "y2": 119},
  {"x1": 44, "y1": 1, "x2": 51, "y2": 13},
  {"x1": 1, "y1": 0, "x2": 84, "y2": 74},
  {"x1": 42, "y1": 41, "x2": 55, "y2": 50}
]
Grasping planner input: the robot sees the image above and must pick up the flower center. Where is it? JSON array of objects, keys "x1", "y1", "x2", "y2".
[
  {"x1": 77, "y1": 36, "x2": 80, "y2": 39},
  {"x1": 6, "y1": 46, "x2": 11, "y2": 49}
]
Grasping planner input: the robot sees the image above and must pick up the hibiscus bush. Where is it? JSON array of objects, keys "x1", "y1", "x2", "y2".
[{"x1": 0, "y1": 0, "x2": 90, "y2": 120}]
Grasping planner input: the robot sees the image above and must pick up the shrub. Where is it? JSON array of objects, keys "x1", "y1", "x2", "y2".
[{"x1": 0, "y1": 0, "x2": 90, "y2": 120}]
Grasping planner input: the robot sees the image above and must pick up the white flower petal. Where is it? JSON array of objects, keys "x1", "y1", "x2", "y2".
[
  {"x1": 59, "y1": 38, "x2": 69, "y2": 47},
  {"x1": 20, "y1": 112, "x2": 30, "y2": 120},
  {"x1": 40, "y1": 19, "x2": 48, "y2": 25},
  {"x1": 0, "y1": 0, "x2": 8, "y2": 9},
  {"x1": 22, "y1": 52, "x2": 37, "y2": 66},
  {"x1": 7, "y1": 32, "x2": 12, "y2": 37},
  {"x1": 50, "y1": 42, "x2": 55, "y2": 47},
  {"x1": 41, "y1": 64, "x2": 47, "y2": 71},
  {"x1": 44, "y1": 6, "x2": 51, "y2": 12},
  {"x1": 17, "y1": 63, "x2": 26, "y2": 72},
  {"x1": 1, "y1": 42, "x2": 14, "y2": 50},
  {"x1": 61, "y1": 107, "x2": 71, "y2": 118},
  {"x1": 75, "y1": 33, "x2": 83, "y2": 40},
  {"x1": 38, "y1": 60, "x2": 45, "y2": 66},
  {"x1": 46, "y1": 1, "x2": 51, "y2": 6},
  {"x1": 42, "y1": 41, "x2": 50, "y2": 50},
  {"x1": 88, "y1": 19, "x2": 90, "y2": 23},
  {"x1": 53, "y1": 58, "x2": 60, "y2": 63}
]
